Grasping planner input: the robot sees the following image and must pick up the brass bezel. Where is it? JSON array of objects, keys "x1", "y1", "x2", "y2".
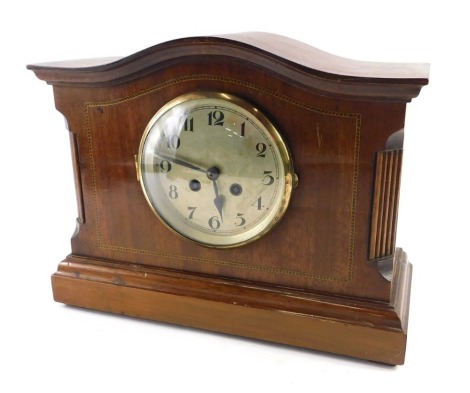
[{"x1": 137, "y1": 91, "x2": 297, "y2": 248}]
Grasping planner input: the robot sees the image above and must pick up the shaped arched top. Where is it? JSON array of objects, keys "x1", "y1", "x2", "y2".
[{"x1": 27, "y1": 32, "x2": 429, "y2": 101}]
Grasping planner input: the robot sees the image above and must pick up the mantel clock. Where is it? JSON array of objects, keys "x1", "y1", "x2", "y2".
[{"x1": 28, "y1": 33, "x2": 429, "y2": 365}]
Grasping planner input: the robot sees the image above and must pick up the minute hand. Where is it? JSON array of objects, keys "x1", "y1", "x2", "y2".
[{"x1": 156, "y1": 153, "x2": 207, "y2": 174}]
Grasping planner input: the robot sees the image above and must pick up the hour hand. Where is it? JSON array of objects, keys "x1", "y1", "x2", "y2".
[
  {"x1": 207, "y1": 166, "x2": 224, "y2": 222},
  {"x1": 213, "y1": 181, "x2": 224, "y2": 223}
]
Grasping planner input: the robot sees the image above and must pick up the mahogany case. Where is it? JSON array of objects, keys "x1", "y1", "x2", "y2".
[{"x1": 28, "y1": 33, "x2": 429, "y2": 365}]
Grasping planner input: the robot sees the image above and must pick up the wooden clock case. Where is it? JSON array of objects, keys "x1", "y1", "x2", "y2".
[{"x1": 28, "y1": 33, "x2": 428, "y2": 365}]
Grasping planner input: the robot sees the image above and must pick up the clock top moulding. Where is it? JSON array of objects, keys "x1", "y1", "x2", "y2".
[
  {"x1": 28, "y1": 32, "x2": 429, "y2": 365},
  {"x1": 28, "y1": 32, "x2": 428, "y2": 98}
]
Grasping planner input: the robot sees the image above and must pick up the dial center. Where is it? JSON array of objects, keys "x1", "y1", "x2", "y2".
[{"x1": 206, "y1": 166, "x2": 221, "y2": 181}]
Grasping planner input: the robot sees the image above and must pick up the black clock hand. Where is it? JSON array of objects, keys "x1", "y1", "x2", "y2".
[
  {"x1": 156, "y1": 153, "x2": 207, "y2": 174},
  {"x1": 207, "y1": 167, "x2": 224, "y2": 223},
  {"x1": 212, "y1": 180, "x2": 224, "y2": 223}
]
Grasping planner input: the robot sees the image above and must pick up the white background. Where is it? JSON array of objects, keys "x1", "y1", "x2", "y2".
[{"x1": 1, "y1": 1, "x2": 468, "y2": 391}]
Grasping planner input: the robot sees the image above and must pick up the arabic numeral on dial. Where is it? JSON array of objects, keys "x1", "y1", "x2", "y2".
[
  {"x1": 184, "y1": 117, "x2": 194, "y2": 131},
  {"x1": 256, "y1": 142, "x2": 267, "y2": 157},
  {"x1": 158, "y1": 160, "x2": 172, "y2": 173},
  {"x1": 187, "y1": 206, "x2": 197, "y2": 219},
  {"x1": 235, "y1": 213, "x2": 246, "y2": 227},
  {"x1": 252, "y1": 196, "x2": 264, "y2": 210},
  {"x1": 262, "y1": 170, "x2": 274, "y2": 185},
  {"x1": 240, "y1": 122, "x2": 245, "y2": 137},
  {"x1": 165, "y1": 134, "x2": 181, "y2": 149},
  {"x1": 207, "y1": 110, "x2": 224, "y2": 126},
  {"x1": 169, "y1": 185, "x2": 178, "y2": 199},
  {"x1": 208, "y1": 216, "x2": 221, "y2": 229}
]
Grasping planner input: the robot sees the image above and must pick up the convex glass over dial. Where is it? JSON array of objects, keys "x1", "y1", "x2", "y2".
[{"x1": 137, "y1": 92, "x2": 297, "y2": 248}]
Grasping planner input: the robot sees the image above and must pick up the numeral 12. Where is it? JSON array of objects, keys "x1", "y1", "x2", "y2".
[{"x1": 207, "y1": 111, "x2": 224, "y2": 126}]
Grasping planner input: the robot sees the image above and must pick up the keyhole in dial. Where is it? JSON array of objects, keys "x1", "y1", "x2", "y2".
[
  {"x1": 189, "y1": 179, "x2": 201, "y2": 192},
  {"x1": 230, "y1": 183, "x2": 243, "y2": 196}
]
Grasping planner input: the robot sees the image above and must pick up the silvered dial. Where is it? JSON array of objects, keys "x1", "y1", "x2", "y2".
[{"x1": 137, "y1": 92, "x2": 296, "y2": 248}]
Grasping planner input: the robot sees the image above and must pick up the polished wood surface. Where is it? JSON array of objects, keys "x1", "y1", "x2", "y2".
[
  {"x1": 28, "y1": 33, "x2": 429, "y2": 364},
  {"x1": 52, "y1": 249, "x2": 410, "y2": 365},
  {"x1": 28, "y1": 32, "x2": 428, "y2": 100}
]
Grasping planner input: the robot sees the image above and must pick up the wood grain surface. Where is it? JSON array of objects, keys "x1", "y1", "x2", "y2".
[{"x1": 28, "y1": 32, "x2": 428, "y2": 364}]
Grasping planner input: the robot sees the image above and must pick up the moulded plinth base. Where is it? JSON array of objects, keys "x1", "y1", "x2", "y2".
[{"x1": 52, "y1": 249, "x2": 412, "y2": 365}]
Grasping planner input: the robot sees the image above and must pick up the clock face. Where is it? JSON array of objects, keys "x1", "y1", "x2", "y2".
[{"x1": 137, "y1": 92, "x2": 296, "y2": 248}]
